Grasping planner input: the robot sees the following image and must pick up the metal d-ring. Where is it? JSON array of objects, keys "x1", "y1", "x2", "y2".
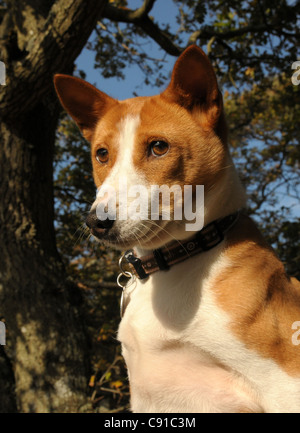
[
  {"x1": 117, "y1": 251, "x2": 134, "y2": 288},
  {"x1": 117, "y1": 270, "x2": 132, "y2": 289},
  {"x1": 117, "y1": 252, "x2": 134, "y2": 318}
]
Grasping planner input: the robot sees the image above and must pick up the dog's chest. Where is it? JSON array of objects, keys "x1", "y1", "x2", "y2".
[{"x1": 117, "y1": 252, "x2": 261, "y2": 413}]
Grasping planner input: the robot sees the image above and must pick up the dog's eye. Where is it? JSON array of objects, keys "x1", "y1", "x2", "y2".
[
  {"x1": 150, "y1": 140, "x2": 169, "y2": 157},
  {"x1": 96, "y1": 148, "x2": 109, "y2": 164}
]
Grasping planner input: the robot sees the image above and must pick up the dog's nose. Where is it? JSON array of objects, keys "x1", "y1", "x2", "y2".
[{"x1": 86, "y1": 209, "x2": 114, "y2": 235}]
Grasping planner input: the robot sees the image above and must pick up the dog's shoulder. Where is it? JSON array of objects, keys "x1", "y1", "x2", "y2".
[{"x1": 212, "y1": 213, "x2": 300, "y2": 376}]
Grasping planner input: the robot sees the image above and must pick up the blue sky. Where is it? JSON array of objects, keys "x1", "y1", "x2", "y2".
[{"x1": 76, "y1": 0, "x2": 178, "y2": 99}]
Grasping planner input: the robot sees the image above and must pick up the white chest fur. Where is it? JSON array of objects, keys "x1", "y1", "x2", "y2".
[
  {"x1": 118, "y1": 246, "x2": 259, "y2": 413},
  {"x1": 118, "y1": 245, "x2": 300, "y2": 413}
]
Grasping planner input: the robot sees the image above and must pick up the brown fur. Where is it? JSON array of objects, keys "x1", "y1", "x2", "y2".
[{"x1": 214, "y1": 214, "x2": 300, "y2": 375}]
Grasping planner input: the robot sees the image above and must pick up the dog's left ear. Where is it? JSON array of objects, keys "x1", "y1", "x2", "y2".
[{"x1": 161, "y1": 45, "x2": 222, "y2": 129}]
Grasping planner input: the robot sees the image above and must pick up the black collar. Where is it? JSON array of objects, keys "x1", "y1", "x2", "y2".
[{"x1": 124, "y1": 211, "x2": 240, "y2": 280}]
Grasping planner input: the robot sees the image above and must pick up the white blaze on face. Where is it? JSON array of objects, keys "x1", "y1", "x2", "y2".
[{"x1": 93, "y1": 115, "x2": 146, "y2": 222}]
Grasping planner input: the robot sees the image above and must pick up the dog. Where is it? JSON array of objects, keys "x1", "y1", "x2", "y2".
[{"x1": 54, "y1": 45, "x2": 300, "y2": 413}]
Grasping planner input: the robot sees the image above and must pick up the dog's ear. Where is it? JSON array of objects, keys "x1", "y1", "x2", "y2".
[
  {"x1": 161, "y1": 45, "x2": 223, "y2": 129},
  {"x1": 54, "y1": 74, "x2": 117, "y2": 141}
]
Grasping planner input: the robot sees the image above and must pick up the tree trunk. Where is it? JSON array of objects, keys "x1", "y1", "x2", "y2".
[
  {"x1": 0, "y1": 0, "x2": 108, "y2": 413},
  {"x1": 0, "y1": 106, "x2": 90, "y2": 412}
]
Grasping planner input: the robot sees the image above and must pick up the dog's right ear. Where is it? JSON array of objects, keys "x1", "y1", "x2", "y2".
[{"x1": 54, "y1": 74, "x2": 117, "y2": 141}]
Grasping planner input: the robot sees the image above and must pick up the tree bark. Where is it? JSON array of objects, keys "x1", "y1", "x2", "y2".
[{"x1": 0, "y1": 0, "x2": 108, "y2": 413}]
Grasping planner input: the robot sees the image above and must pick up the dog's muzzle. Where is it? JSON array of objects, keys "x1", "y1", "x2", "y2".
[{"x1": 86, "y1": 208, "x2": 114, "y2": 238}]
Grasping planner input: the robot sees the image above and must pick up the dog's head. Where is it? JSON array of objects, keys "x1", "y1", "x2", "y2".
[{"x1": 54, "y1": 45, "x2": 242, "y2": 250}]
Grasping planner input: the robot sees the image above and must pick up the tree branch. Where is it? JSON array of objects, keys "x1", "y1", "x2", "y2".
[
  {"x1": 1, "y1": 0, "x2": 109, "y2": 118},
  {"x1": 130, "y1": 0, "x2": 157, "y2": 20},
  {"x1": 104, "y1": 0, "x2": 156, "y2": 23},
  {"x1": 103, "y1": 2, "x2": 182, "y2": 57},
  {"x1": 77, "y1": 280, "x2": 119, "y2": 290},
  {"x1": 103, "y1": 2, "x2": 299, "y2": 62},
  {"x1": 188, "y1": 23, "x2": 300, "y2": 45},
  {"x1": 189, "y1": 24, "x2": 268, "y2": 45}
]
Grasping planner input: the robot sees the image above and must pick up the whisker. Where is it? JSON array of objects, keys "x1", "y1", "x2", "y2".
[
  {"x1": 145, "y1": 219, "x2": 189, "y2": 255},
  {"x1": 72, "y1": 223, "x2": 90, "y2": 247}
]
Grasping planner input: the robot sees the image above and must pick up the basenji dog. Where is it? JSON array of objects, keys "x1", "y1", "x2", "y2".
[{"x1": 54, "y1": 45, "x2": 300, "y2": 413}]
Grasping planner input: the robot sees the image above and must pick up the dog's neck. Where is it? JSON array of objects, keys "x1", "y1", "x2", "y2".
[{"x1": 204, "y1": 156, "x2": 247, "y2": 225}]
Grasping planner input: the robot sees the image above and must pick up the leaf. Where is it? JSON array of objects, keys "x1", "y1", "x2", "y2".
[
  {"x1": 105, "y1": 371, "x2": 112, "y2": 382},
  {"x1": 89, "y1": 375, "x2": 96, "y2": 387},
  {"x1": 111, "y1": 380, "x2": 123, "y2": 389}
]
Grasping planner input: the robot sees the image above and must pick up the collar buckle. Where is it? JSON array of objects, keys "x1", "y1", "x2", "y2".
[{"x1": 124, "y1": 250, "x2": 148, "y2": 280}]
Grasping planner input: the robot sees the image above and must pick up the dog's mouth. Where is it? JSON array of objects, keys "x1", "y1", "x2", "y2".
[
  {"x1": 89, "y1": 218, "x2": 175, "y2": 250},
  {"x1": 89, "y1": 227, "x2": 133, "y2": 249}
]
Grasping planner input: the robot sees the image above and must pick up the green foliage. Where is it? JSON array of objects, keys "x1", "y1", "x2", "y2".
[
  {"x1": 225, "y1": 72, "x2": 300, "y2": 277},
  {"x1": 89, "y1": 21, "x2": 170, "y2": 88}
]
